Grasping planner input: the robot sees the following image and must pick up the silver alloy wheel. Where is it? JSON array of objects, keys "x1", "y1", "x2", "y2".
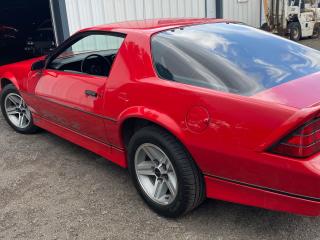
[
  {"x1": 4, "y1": 93, "x2": 31, "y2": 129},
  {"x1": 134, "y1": 143, "x2": 178, "y2": 205}
]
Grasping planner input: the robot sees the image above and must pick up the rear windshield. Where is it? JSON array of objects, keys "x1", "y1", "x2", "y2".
[{"x1": 151, "y1": 23, "x2": 320, "y2": 96}]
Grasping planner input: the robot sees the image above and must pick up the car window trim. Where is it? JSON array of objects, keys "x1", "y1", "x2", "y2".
[{"x1": 45, "y1": 68, "x2": 111, "y2": 79}]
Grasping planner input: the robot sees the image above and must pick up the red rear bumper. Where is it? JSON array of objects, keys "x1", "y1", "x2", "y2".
[{"x1": 205, "y1": 175, "x2": 320, "y2": 216}]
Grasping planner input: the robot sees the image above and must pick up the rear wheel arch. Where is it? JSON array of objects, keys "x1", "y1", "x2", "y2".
[
  {"x1": 121, "y1": 117, "x2": 153, "y2": 148},
  {"x1": 120, "y1": 117, "x2": 185, "y2": 151},
  {"x1": 120, "y1": 116, "x2": 202, "y2": 168}
]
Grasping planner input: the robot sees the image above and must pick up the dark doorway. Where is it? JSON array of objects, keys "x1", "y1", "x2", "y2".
[
  {"x1": 216, "y1": 0, "x2": 223, "y2": 18},
  {"x1": 0, "y1": 0, "x2": 54, "y2": 66}
]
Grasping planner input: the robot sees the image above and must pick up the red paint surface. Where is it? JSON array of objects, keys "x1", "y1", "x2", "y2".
[
  {"x1": 186, "y1": 106, "x2": 210, "y2": 133},
  {"x1": 0, "y1": 18, "x2": 319, "y2": 216},
  {"x1": 253, "y1": 72, "x2": 320, "y2": 109}
]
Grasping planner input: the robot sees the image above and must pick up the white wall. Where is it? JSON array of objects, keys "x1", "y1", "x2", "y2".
[
  {"x1": 207, "y1": 0, "x2": 216, "y2": 18},
  {"x1": 65, "y1": 0, "x2": 206, "y2": 35},
  {"x1": 223, "y1": 0, "x2": 262, "y2": 27}
]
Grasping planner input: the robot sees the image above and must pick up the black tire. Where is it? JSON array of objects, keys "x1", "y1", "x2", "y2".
[
  {"x1": 0, "y1": 84, "x2": 39, "y2": 134},
  {"x1": 289, "y1": 22, "x2": 301, "y2": 41},
  {"x1": 260, "y1": 23, "x2": 270, "y2": 32},
  {"x1": 312, "y1": 25, "x2": 320, "y2": 39},
  {"x1": 128, "y1": 126, "x2": 205, "y2": 218}
]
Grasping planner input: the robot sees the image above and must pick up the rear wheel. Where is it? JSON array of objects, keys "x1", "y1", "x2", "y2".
[
  {"x1": 128, "y1": 126, "x2": 205, "y2": 218},
  {"x1": 289, "y1": 22, "x2": 301, "y2": 41},
  {"x1": 312, "y1": 24, "x2": 320, "y2": 39},
  {"x1": 0, "y1": 84, "x2": 39, "y2": 134}
]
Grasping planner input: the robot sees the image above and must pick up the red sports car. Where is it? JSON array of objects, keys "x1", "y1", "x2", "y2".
[{"x1": 1, "y1": 18, "x2": 320, "y2": 217}]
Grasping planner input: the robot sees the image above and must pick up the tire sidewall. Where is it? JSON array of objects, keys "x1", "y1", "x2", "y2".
[
  {"x1": 313, "y1": 25, "x2": 320, "y2": 39},
  {"x1": 289, "y1": 23, "x2": 301, "y2": 41},
  {"x1": 0, "y1": 84, "x2": 37, "y2": 134},
  {"x1": 128, "y1": 128, "x2": 191, "y2": 217}
]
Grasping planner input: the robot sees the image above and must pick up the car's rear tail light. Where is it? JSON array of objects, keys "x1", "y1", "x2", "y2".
[{"x1": 270, "y1": 118, "x2": 320, "y2": 158}]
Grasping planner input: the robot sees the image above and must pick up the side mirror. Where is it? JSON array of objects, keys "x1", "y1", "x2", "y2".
[{"x1": 31, "y1": 60, "x2": 45, "y2": 71}]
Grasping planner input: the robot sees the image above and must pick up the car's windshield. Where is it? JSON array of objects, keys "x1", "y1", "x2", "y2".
[{"x1": 152, "y1": 22, "x2": 320, "y2": 96}]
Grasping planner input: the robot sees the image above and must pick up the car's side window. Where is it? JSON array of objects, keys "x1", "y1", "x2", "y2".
[
  {"x1": 69, "y1": 34, "x2": 123, "y2": 54},
  {"x1": 48, "y1": 33, "x2": 125, "y2": 77}
]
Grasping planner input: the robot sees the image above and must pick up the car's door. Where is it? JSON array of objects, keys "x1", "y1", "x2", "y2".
[{"x1": 27, "y1": 32, "x2": 125, "y2": 143}]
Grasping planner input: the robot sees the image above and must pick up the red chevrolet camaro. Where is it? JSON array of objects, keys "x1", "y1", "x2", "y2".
[{"x1": 1, "y1": 18, "x2": 320, "y2": 217}]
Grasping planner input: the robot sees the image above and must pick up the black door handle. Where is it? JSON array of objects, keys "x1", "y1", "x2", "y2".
[{"x1": 85, "y1": 90, "x2": 98, "y2": 97}]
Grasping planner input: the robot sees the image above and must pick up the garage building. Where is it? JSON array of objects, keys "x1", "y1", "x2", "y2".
[{"x1": 50, "y1": 0, "x2": 265, "y2": 44}]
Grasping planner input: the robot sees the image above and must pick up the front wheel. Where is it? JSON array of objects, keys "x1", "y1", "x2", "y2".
[
  {"x1": 128, "y1": 126, "x2": 205, "y2": 218},
  {"x1": 289, "y1": 22, "x2": 301, "y2": 41},
  {"x1": 0, "y1": 84, "x2": 39, "y2": 134}
]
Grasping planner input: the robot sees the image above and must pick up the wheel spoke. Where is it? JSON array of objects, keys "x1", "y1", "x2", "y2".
[
  {"x1": 8, "y1": 95, "x2": 21, "y2": 107},
  {"x1": 6, "y1": 107, "x2": 19, "y2": 116},
  {"x1": 18, "y1": 114, "x2": 24, "y2": 127},
  {"x1": 166, "y1": 162, "x2": 175, "y2": 173},
  {"x1": 142, "y1": 145, "x2": 161, "y2": 162},
  {"x1": 165, "y1": 177, "x2": 176, "y2": 196},
  {"x1": 160, "y1": 156, "x2": 170, "y2": 166},
  {"x1": 136, "y1": 161, "x2": 155, "y2": 176},
  {"x1": 18, "y1": 100, "x2": 23, "y2": 108},
  {"x1": 153, "y1": 179, "x2": 167, "y2": 199},
  {"x1": 22, "y1": 101, "x2": 27, "y2": 108},
  {"x1": 24, "y1": 112, "x2": 31, "y2": 122}
]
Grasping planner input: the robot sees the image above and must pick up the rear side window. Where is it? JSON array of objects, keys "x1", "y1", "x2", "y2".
[
  {"x1": 70, "y1": 34, "x2": 124, "y2": 54},
  {"x1": 58, "y1": 34, "x2": 125, "y2": 58},
  {"x1": 151, "y1": 23, "x2": 320, "y2": 96}
]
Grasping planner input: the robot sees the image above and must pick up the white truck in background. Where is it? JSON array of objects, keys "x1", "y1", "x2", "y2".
[{"x1": 262, "y1": 0, "x2": 320, "y2": 41}]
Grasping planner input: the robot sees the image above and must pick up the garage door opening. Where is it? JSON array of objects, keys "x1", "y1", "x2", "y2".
[{"x1": 0, "y1": 0, "x2": 54, "y2": 66}]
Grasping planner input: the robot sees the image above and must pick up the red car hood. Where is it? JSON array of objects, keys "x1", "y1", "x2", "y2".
[{"x1": 252, "y1": 71, "x2": 320, "y2": 109}]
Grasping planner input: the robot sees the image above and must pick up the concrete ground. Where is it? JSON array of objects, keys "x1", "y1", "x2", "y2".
[
  {"x1": 300, "y1": 37, "x2": 320, "y2": 50},
  {"x1": 1, "y1": 39, "x2": 320, "y2": 240}
]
